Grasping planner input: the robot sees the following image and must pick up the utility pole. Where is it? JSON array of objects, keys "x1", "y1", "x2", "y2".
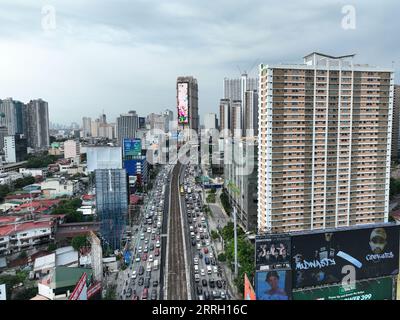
[{"x1": 227, "y1": 180, "x2": 240, "y2": 279}]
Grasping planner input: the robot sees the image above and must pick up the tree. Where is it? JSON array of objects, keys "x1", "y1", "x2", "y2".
[
  {"x1": 71, "y1": 235, "x2": 88, "y2": 251},
  {"x1": 218, "y1": 253, "x2": 226, "y2": 262},
  {"x1": 211, "y1": 230, "x2": 219, "y2": 241},
  {"x1": 47, "y1": 243, "x2": 57, "y2": 252}
]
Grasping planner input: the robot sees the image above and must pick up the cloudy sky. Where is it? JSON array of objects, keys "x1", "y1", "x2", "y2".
[{"x1": 0, "y1": 0, "x2": 399, "y2": 125}]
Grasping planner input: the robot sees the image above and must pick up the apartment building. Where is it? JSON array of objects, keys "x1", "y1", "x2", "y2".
[{"x1": 258, "y1": 52, "x2": 394, "y2": 233}]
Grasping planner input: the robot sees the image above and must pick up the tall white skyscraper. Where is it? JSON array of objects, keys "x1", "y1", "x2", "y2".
[
  {"x1": 117, "y1": 111, "x2": 138, "y2": 145},
  {"x1": 204, "y1": 113, "x2": 217, "y2": 131}
]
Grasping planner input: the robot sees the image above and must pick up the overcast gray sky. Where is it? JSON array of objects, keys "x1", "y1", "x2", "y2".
[{"x1": 0, "y1": 0, "x2": 399, "y2": 124}]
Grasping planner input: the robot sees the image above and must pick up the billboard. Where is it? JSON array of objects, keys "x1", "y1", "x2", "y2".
[
  {"x1": 123, "y1": 138, "x2": 141, "y2": 158},
  {"x1": 292, "y1": 277, "x2": 393, "y2": 300},
  {"x1": 244, "y1": 273, "x2": 256, "y2": 300},
  {"x1": 87, "y1": 147, "x2": 122, "y2": 172},
  {"x1": 291, "y1": 224, "x2": 400, "y2": 289},
  {"x1": 256, "y1": 234, "x2": 291, "y2": 271},
  {"x1": 255, "y1": 270, "x2": 291, "y2": 300},
  {"x1": 177, "y1": 83, "x2": 189, "y2": 124}
]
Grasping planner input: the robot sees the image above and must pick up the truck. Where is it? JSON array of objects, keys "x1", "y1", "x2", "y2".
[{"x1": 153, "y1": 259, "x2": 159, "y2": 271}]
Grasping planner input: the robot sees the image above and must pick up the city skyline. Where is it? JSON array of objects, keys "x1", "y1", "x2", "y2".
[{"x1": 1, "y1": 0, "x2": 399, "y2": 124}]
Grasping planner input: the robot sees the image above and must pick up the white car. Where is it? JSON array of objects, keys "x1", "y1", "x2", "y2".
[
  {"x1": 209, "y1": 252, "x2": 213, "y2": 259},
  {"x1": 194, "y1": 257, "x2": 199, "y2": 265},
  {"x1": 206, "y1": 240, "x2": 210, "y2": 246},
  {"x1": 135, "y1": 256, "x2": 140, "y2": 262},
  {"x1": 200, "y1": 269, "x2": 205, "y2": 276},
  {"x1": 138, "y1": 246, "x2": 142, "y2": 253},
  {"x1": 149, "y1": 255, "x2": 153, "y2": 262},
  {"x1": 213, "y1": 266, "x2": 218, "y2": 274},
  {"x1": 131, "y1": 271, "x2": 137, "y2": 279},
  {"x1": 147, "y1": 227, "x2": 151, "y2": 233},
  {"x1": 156, "y1": 241, "x2": 160, "y2": 248},
  {"x1": 140, "y1": 233, "x2": 145, "y2": 240}
]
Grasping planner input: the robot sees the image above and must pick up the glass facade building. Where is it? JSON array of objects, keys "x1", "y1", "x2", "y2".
[{"x1": 95, "y1": 169, "x2": 128, "y2": 250}]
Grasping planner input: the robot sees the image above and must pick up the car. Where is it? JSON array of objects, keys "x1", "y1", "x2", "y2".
[
  {"x1": 209, "y1": 252, "x2": 213, "y2": 259},
  {"x1": 196, "y1": 285, "x2": 203, "y2": 295},
  {"x1": 147, "y1": 227, "x2": 151, "y2": 233},
  {"x1": 149, "y1": 254, "x2": 154, "y2": 262},
  {"x1": 126, "y1": 287, "x2": 132, "y2": 298},
  {"x1": 200, "y1": 234, "x2": 204, "y2": 240},
  {"x1": 204, "y1": 291, "x2": 210, "y2": 300},
  {"x1": 204, "y1": 247, "x2": 209, "y2": 254},
  {"x1": 138, "y1": 246, "x2": 143, "y2": 253},
  {"x1": 204, "y1": 257, "x2": 210, "y2": 265},
  {"x1": 151, "y1": 289, "x2": 157, "y2": 300},
  {"x1": 138, "y1": 266, "x2": 144, "y2": 275},
  {"x1": 209, "y1": 279, "x2": 215, "y2": 288},
  {"x1": 140, "y1": 233, "x2": 145, "y2": 240},
  {"x1": 144, "y1": 278, "x2": 150, "y2": 288},
  {"x1": 142, "y1": 288, "x2": 148, "y2": 300},
  {"x1": 197, "y1": 243, "x2": 201, "y2": 250},
  {"x1": 212, "y1": 291, "x2": 220, "y2": 299},
  {"x1": 210, "y1": 258, "x2": 216, "y2": 266},
  {"x1": 194, "y1": 265, "x2": 199, "y2": 273},
  {"x1": 138, "y1": 277, "x2": 144, "y2": 286},
  {"x1": 151, "y1": 234, "x2": 155, "y2": 240},
  {"x1": 191, "y1": 239, "x2": 196, "y2": 246},
  {"x1": 146, "y1": 264, "x2": 152, "y2": 273},
  {"x1": 144, "y1": 246, "x2": 149, "y2": 253},
  {"x1": 153, "y1": 280, "x2": 159, "y2": 287},
  {"x1": 131, "y1": 271, "x2": 137, "y2": 279},
  {"x1": 213, "y1": 266, "x2": 218, "y2": 274},
  {"x1": 135, "y1": 254, "x2": 140, "y2": 262},
  {"x1": 220, "y1": 291, "x2": 226, "y2": 300},
  {"x1": 150, "y1": 243, "x2": 154, "y2": 251},
  {"x1": 198, "y1": 252, "x2": 203, "y2": 259},
  {"x1": 205, "y1": 238, "x2": 210, "y2": 244},
  {"x1": 154, "y1": 248, "x2": 160, "y2": 256},
  {"x1": 202, "y1": 279, "x2": 208, "y2": 287},
  {"x1": 200, "y1": 268, "x2": 205, "y2": 276},
  {"x1": 194, "y1": 257, "x2": 199, "y2": 265},
  {"x1": 195, "y1": 274, "x2": 200, "y2": 282},
  {"x1": 207, "y1": 265, "x2": 212, "y2": 275},
  {"x1": 144, "y1": 238, "x2": 149, "y2": 244},
  {"x1": 216, "y1": 280, "x2": 222, "y2": 288},
  {"x1": 142, "y1": 253, "x2": 147, "y2": 261},
  {"x1": 201, "y1": 240, "x2": 206, "y2": 246},
  {"x1": 156, "y1": 241, "x2": 160, "y2": 248},
  {"x1": 188, "y1": 218, "x2": 192, "y2": 224}
]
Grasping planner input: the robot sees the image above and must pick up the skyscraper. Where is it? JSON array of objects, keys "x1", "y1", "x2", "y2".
[
  {"x1": 24, "y1": 99, "x2": 50, "y2": 150},
  {"x1": 219, "y1": 99, "x2": 231, "y2": 134},
  {"x1": 82, "y1": 117, "x2": 92, "y2": 138},
  {"x1": 95, "y1": 169, "x2": 128, "y2": 250},
  {"x1": 116, "y1": 111, "x2": 138, "y2": 145},
  {"x1": 258, "y1": 52, "x2": 394, "y2": 234},
  {"x1": 204, "y1": 113, "x2": 218, "y2": 131},
  {"x1": 392, "y1": 85, "x2": 400, "y2": 160},
  {"x1": 162, "y1": 109, "x2": 174, "y2": 133},
  {"x1": 244, "y1": 90, "x2": 259, "y2": 137},
  {"x1": 4, "y1": 134, "x2": 28, "y2": 163},
  {"x1": 0, "y1": 98, "x2": 25, "y2": 135},
  {"x1": 177, "y1": 76, "x2": 199, "y2": 134},
  {"x1": 230, "y1": 100, "x2": 242, "y2": 138}
]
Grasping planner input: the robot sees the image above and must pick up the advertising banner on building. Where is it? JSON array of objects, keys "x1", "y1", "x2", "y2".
[
  {"x1": 244, "y1": 273, "x2": 256, "y2": 300},
  {"x1": 291, "y1": 224, "x2": 400, "y2": 289},
  {"x1": 177, "y1": 83, "x2": 189, "y2": 124},
  {"x1": 292, "y1": 277, "x2": 394, "y2": 300},
  {"x1": 255, "y1": 270, "x2": 292, "y2": 300},
  {"x1": 123, "y1": 138, "x2": 142, "y2": 158},
  {"x1": 255, "y1": 234, "x2": 291, "y2": 271}
]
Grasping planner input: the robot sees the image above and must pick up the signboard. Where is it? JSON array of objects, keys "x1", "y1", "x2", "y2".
[
  {"x1": 69, "y1": 272, "x2": 88, "y2": 300},
  {"x1": 291, "y1": 224, "x2": 400, "y2": 289},
  {"x1": 255, "y1": 270, "x2": 291, "y2": 300},
  {"x1": 0, "y1": 284, "x2": 6, "y2": 300},
  {"x1": 123, "y1": 138, "x2": 142, "y2": 158},
  {"x1": 177, "y1": 83, "x2": 189, "y2": 124},
  {"x1": 87, "y1": 281, "x2": 102, "y2": 299},
  {"x1": 255, "y1": 234, "x2": 291, "y2": 271},
  {"x1": 244, "y1": 273, "x2": 256, "y2": 300},
  {"x1": 292, "y1": 277, "x2": 393, "y2": 300}
]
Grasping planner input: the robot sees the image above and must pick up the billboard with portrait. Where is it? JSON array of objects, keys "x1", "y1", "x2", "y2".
[
  {"x1": 123, "y1": 138, "x2": 141, "y2": 158},
  {"x1": 291, "y1": 224, "x2": 400, "y2": 289},
  {"x1": 255, "y1": 270, "x2": 291, "y2": 300},
  {"x1": 292, "y1": 277, "x2": 394, "y2": 300},
  {"x1": 177, "y1": 82, "x2": 189, "y2": 124},
  {"x1": 255, "y1": 234, "x2": 291, "y2": 271},
  {"x1": 244, "y1": 273, "x2": 256, "y2": 300}
]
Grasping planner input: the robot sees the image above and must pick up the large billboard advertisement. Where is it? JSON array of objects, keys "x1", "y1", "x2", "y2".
[
  {"x1": 255, "y1": 270, "x2": 292, "y2": 300},
  {"x1": 292, "y1": 277, "x2": 394, "y2": 300},
  {"x1": 256, "y1": 234, "x2": 291, "y2": 271},
  {"x1": 123, "y1": 138, "x2": 141, "y2": 158},
  {"x1": 244, "y1": 273, "x2": 256, "y2": 300},
  {"x1": 177, "y1": 83, "x2": 189, "y2": 124},
  {"x1": 291, "y1": 224, "x2": 400, "y2": 289}
]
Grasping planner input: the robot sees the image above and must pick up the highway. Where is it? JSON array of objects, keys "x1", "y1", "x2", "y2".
[{"x1": 166, "y1": 162, "x2": 189, "y2": 300}]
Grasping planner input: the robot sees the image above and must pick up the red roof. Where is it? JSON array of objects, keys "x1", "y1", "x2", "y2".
[
  {"x1": 0, "y1": 216, "x2": 18, "y2": 224},
  {"x1": 129, "y1": 195, "x2": 141, "y2": 205},
  {"x1": 0, "y1": 220, "x2": 54, "y2": 237},
  {"x1": 5, "y1": 193, "x2": 40, "y2": 200},
  {"x1": 82, "y1": 194, "x2": 95, "y2": 201}
]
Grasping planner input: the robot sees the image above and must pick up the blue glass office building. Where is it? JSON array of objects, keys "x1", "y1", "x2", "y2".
[{"x1": 95, "y1": 169, "x2": 128, "y2": 250}]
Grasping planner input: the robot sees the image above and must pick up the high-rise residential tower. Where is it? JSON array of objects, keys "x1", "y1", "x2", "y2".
[
  {"x1": 219, "y1": 99, "x2": 231, "y2": 134},
  {"x1": 244, "y1": 90, "x2": 259, "y2": 137},
  {"x1": 24, "y1": 99, "x2": 50, "y2": 150},
  {"x1": 392, "y1": 85, "x2": 400, "y2": 160},
  {"x1": 177, "y1": 76, "x2": 199, "y2": 134},
  {"x1": 204, "y1": 113, "x2": 218, "y2": 131},
  {"x1": 82, "y1": 117, "x2": 92, "y2": 138},
  {"x1": 230, "y1": 100, "x2": 242, "y2": 138},
  {"x1": 0, "y1": 98, "x2": 25, "y2": 135},
  {"x1": 116, "y1": 111, "x2": 138, "y2": 145},
  {"x1": 258, "y1": 52, "x2": 394, "y2": 234}
]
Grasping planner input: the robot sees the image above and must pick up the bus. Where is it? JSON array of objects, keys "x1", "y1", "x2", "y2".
[{"x1": 180, "y1": 186, "x2": 184, "y2": 195}]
